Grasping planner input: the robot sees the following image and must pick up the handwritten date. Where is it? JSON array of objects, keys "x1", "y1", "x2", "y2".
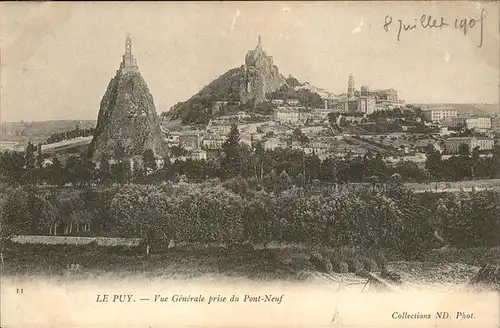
[{"x1": 384, "y1": 9, "x2": 487, "y2": 47}]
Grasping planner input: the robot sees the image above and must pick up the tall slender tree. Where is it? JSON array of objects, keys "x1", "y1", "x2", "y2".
[{"x1": 221, "y1": 123, "x2": 242, "y2": 179}]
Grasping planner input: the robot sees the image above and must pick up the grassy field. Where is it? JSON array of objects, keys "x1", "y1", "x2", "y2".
[{"x1": 2, "y1": 243, "x2": 496, "y2": 289}]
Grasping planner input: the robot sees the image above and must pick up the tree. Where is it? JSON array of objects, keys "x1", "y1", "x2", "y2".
[
  {"x1": 131, "y1": 155, "x2": 147, "y2": 183},
  {"x1": 79, "y1": 153, "x2": 96, "y2": 187},
  {"x1": 98, "y1": 155, "x2": 112, "y2": 185},
  {"x1": 170, "y1": 145, "x2": 188, "y2": 158},
  {"x1": 24, "y1": 142, "x2": 36, "y2": 169},
  {"x1": 35, "y1": 145, "x2": 44, "y2": 169},
  {"x1": 285, "y1": 75, "x2": 302, "y2": 87},
  {"x1": 221, "y1": 123, "x2": 242, "y2": 178},
  {"x1": 49, "y1": 157, "x2": 64, "y2": 186},
  {"x1": 54, "y1": 189, "x2": 85, "y2": 235},
  {"x1": 24, "y1": 142, "x2": 36, "y2": 184},
  {"x1": 492, "y1": 145, "x2": 500, "y2": 178},
  {"x1": 425, "y1": 148, "x2": 442, "y2": 180},
  {"x1": 0, "y1": 151, "x2": 25, "y2": 184},
  {"x1": 143, "y1": 148, "x2": 157, "y2": 172},
  {"x1": 458, "y1": 143, "x2": 470, "y2": 157},
  {"x1": 305, "y1": 153, "x2": 321, "y2": 185},
  {"x1": 320, "y1": 157, "x2": 338, "y2": 184},
  {"x1": 291, "y1": 128, "x2": 309, "y2": 145},
  {"x1": 63, "y1": 155, "x2": 81, "y2": 186},
  {"x1": 252, "y1": 141, "x2": 265, "y2": 180},
  {"x1": 277, "y1": 170, "x2": 293, "y2": 194},
  {"x1": 472, "y1": 146, "x2": 481, "y2": 160},
  {"x1": 424, "y1": 143, "x2": 436, "y2": 155},
  {"x1": 243, "y1": 191, "x2": 280, "y2": 247},
  {"x1": 0, "y1": 187, "x2": 32, "y2": 264},
  {"x1": 111, "y1": 185, "x2": 168, "y2": 255}
]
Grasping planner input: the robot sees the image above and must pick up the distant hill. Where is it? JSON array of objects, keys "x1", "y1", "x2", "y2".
[
  {"x1": 166, "y1": 36, "x2": 331, "y2": 126},
  {"x1": 168, "y1": 67, "x2": 249, "y2": 125},
  {"x1": 1, "y1": 120, "x2": 96, "y2": 147},
  {"x1": 412, "y1": 103, "x2": 499, "y2": 116}
]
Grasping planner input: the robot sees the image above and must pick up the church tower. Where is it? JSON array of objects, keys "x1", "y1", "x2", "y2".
[
  {"x1": 120, "y1": 35, "x2": 138, "y2": 73},
  {"x1": 348, "y1": 74, "x2": 355, "y2": 99},
  {"x1": 256, "y1": 34, "x2": 263, "y2": 53}
]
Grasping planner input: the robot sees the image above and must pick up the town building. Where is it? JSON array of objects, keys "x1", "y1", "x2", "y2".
[
  {"x1": 357, "y1": 96, "x2": 377, "y2": 114},
  {"x1": 190, "y1": 149, "x2": 207, "y2": 161},
  {"x1": 304, "y1": 142, "x2": 331, "y2": 160},
  {"x1": 179, "y1": 131, "x2": 202, "y2": 151},
  {"x1": 271, "y1": 99, "x2": 285, "y2": 106},
  {"x1": 445, "y1": 137, "x2": 495, "y2": 154},
  {"x1": 202, "y1": 135, "x2": 227, "y2": 150},
  {"x1": 451, "y1": 116, "x2": 492, "y2": 132},
  {"x1": 165, "y1": 132, "x2": 180, "y2": 147},
  {"x1": 331, "y1": 100, "x2": 349, "y2": 112},
  {"x1": 366, "y1": 88, "x2": 399, "y2": 103},
  {"x1": 212, "y1": 101, "x2": 229, "y2": 113},
  {"x1": 492, "y1": 116, "x2": 500, "y2": 133},
  {"x1": 422, "y1": 108, "x2": 458, "y2": 123},
  {"x1": 207, "y1": 123, "x2": 232, "y2": 135},
  {"x1": 263, "y1": 137, "x2": 286, "y2": 150},
  {"x1": 309, "y1": 108, "x2": 333, "y2": 121},
  {"x1": 273, "y1": 108, "x2": 300, "y2": 124},
  {"x1": 155, "y1": 156, "x2": 166, "y2": 169},
  {"x1": 335, "y1": 97, "x2": 377, "y2": 114},
  {"x1": 439, "y1": 126, "x2": 453, "y2": 136}
]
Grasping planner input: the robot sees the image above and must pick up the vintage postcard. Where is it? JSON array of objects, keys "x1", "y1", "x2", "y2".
[{"x1": 1, "y1": 1, "x2": 499, "y2": 328}]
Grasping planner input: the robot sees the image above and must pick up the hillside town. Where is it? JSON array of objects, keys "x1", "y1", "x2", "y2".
[
  {"x1": 159, "y1": 72, "x2": 499, "y2": 169},
  {"x1": 1, "y1": 10, "x2": 500, "y2": 300},
  {"x1": 2, "y1": 36, "x2": 499, "y2": 180}
]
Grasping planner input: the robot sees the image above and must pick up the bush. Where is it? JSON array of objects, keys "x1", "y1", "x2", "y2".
[
  {"x1": 372, "y1": 249, "x2": 388, "y2": 268},
  {"x1": 331, "y1": 259, "x2": 349, "y2": 273},
  {"x1": 381, "y1": 268, "x2": 403, "y2": 284},
  {"x1": 347, "y1": 258, "x2": 364, "y2": 273},
  {"x1": 310, "y1": 252, "x2": 326, "y2": 272},
  {"x1": 362, "y1": 257, "x2": 378, "y2": 272},
  {"x1": 325, "y1": 258, "x2": 333, "y2": 273}
]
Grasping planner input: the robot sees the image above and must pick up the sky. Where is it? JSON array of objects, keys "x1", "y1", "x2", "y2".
[{"x1": 1, "y1": 1, "x2": 499, "y2": 122}]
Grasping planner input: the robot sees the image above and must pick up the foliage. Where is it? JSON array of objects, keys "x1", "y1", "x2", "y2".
[
  {"x1": 46, "y1": 127, "x2": 94, "y2": 144},
  {"x1": 285, "y1": 75, "x2": 302, "y2": 87},
  {"x1": 267, "y1": 85, "x2": 324, "y2": 109},
  {"x1": 168, "y1": 67, "x2": 246, "y2": 125},
  {"x1": 1, "y1": 182, "x2": 499, "y2": 259}
]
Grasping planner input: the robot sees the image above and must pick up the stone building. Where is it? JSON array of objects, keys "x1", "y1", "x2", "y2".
[
  {"x1": 492, "y1": 116, "x2": 500, "y2": 133},
  {"x1": 451, "y1": 116, "x2": 492, "y2": 132},
  {"x1": 273, "y1": 108, "x2": 300, "y2": 124},
  {"x1": 120, "y1": 36, "x2": 139, "y2": 74},
  {"x1": 445, "y1": 137, "x2": 494, "y2": 154},
  {"x1": 422, "y1": 108, "x2": 458, "y2": 123}
]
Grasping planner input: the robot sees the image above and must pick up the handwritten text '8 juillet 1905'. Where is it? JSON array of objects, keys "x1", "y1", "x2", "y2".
[{"x1": 384, "y1": 9, "x2": 487, "y2": 47}]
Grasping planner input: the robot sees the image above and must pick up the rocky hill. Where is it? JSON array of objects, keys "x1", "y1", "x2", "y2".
[
  {"x1": 168, "y1": 36, "x2": 288, "y2": 125},
  {"x1": 88, "y1": 37, "x2": 168, "y2": 162}
]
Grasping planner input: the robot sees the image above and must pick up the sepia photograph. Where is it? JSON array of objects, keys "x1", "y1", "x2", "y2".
[{"x1": 1, "y1": 1, "x2": 499, "y2": 327}]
